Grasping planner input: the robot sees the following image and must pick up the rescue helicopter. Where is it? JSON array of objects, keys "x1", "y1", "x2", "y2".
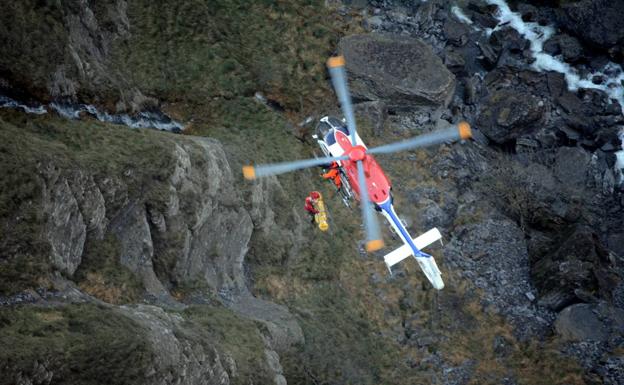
[{"x1": 243, "y1": 56, "x2": 472, "y2": 290}]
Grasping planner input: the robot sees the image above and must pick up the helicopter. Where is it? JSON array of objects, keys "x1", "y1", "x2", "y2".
[{"x1": 243, "y1": 56, "x2": 471, "y2": 290}]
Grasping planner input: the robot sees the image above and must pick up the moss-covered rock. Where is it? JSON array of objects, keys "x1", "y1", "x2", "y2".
[
  {"x1": 0, "y1": 302, "x2": 280, "y2": 385},
  {"x1": 0, "y1": 304, "x2": 152, "y2": 385}
]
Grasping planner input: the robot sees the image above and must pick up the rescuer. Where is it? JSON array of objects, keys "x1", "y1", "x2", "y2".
[
  {"x1": 304, "y1": 191, "x2": 320, "y2": 223},
  {"x1": 322, "y1": 162, "x2": 342, "y2": 191}
]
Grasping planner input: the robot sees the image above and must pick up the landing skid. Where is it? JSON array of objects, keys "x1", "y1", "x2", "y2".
[{"x1": 337, "y1": 171, "x2": 353, "y2": 208}]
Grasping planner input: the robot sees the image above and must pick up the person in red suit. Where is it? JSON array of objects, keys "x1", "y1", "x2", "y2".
[{"x1": 304, "y1": 191, "x2": 320, "y2": 223}]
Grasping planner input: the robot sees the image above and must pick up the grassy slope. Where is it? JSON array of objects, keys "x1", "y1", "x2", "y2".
[
  {"x1": 0, "y1": 304, "x2": 152, "y2": 385},
  {"x1": 0, "y1": 2, "x2": 69, "y2": 97},
  {"x1": 0, "y1": 110, "x2": 174, "y2": 296},
  {"x1": 0, "y1": 303, "x2": 273, "y2": 385},
  {"x1": 112, "y1": 0, "x2": 346, "y2": 109},
  {"x1": 183, "y1": 305, "x2": 273, "y2": 385}
]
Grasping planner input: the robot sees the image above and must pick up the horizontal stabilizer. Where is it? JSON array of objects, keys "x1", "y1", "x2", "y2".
[{"x1": 383, "y1": 228, "x2": 442, "y2": 268}]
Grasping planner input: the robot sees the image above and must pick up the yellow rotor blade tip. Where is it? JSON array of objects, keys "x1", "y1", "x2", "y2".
[
  {"x1": 327, "y1": 56, "x2": 345, "y2": 68},
  {"x1": 366, "y1": 239, "x2": 384, "y2": 252},
  {"x1": 242, "y1": 166, "x2": 256, "y2": 180},
  {"x1": 458, "y1": 121, "x2": 472, "y2": 140}
]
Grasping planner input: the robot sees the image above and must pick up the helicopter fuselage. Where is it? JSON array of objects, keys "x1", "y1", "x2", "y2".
[{"x1": 324, "y1": 129, "x2": 392, "y2": 206}]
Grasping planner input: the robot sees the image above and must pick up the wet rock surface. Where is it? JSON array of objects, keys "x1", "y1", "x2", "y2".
[{"x1": 556, "y1": 0, "x2": 624, "y2": 51}]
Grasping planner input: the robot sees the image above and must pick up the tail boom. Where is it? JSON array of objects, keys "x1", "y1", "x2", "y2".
[{"x1": 378, "y1": 200, "x2": 444, "y2": 290}]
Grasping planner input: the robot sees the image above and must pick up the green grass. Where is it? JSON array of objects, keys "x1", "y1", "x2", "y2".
[
  {"x1": 0, "y1": 304, "x2": 152, "y2": 385},
  {"x1": 281, "y1": 283, "x2": 425, "y2": 385},
  {"x1": 182, "y1": 305, "x2": 272, "y2": 385},
  {"x1": 0, "y1": 303, "x2": 279, "y2": 385},
  {"x1": 74, "y1": 235, "x2": 144, "y2": 304},
  {"x1": 0, "y1": 1, "x2": 70, "y2": 98},
  {"x1": 111, "y1": 0, "x2": 344, "y2": 109}
]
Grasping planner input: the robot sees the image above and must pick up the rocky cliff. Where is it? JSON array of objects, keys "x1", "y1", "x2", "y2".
[{"x1": 1, "y1": 1, "x2": 623, "y2": 385}]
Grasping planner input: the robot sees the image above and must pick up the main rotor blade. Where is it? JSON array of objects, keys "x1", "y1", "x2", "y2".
[
  {"x1": 356, "y1": 160, "x2": 384, "y2": 252},
  {"x1": 327, "y1": 56, "x2": 358, "y2": 146},
  {"x1": 368, "y1": 122, "x2": 472, "y2": 155},
  {"x1": 243, "y1": 155, "x2": 348, "y2": 180}
]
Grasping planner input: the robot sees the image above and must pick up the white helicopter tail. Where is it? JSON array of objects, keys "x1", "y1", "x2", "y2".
[
  {"x1": 414, "y1": 255, "x2": 444, "y2": 290},
  {"x1": 383, "y1": 228, "x2": 442, "y2": 267},
  {"x1": 383, "y1": 228, "x2": 445, "y2": 289}
]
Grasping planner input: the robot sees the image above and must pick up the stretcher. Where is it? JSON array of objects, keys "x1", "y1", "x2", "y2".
[{"x1": 313, "y1": 191, "x2": 329, "y2": 231}]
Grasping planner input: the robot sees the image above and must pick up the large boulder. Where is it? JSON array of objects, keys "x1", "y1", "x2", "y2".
[
  {"x1": 554, "y1": 303, "x2": 608, "y2": 342},
  {"x1": 476, "y1": 89, "x2": 546, "y2": 144},
  {"x1": 478, "y1": 70, "x2": 550, "y2": 134},
  {"x1": 557, "y1": 0, "x2": 624, "y2": 50},
  {"x1": 542, "y1": 34, "x2": 584, "y2": 63},
  {"x1": 338, "y1": 34, "x2": 456, "y2": 109},
  {"x1": 553, "y1": 147, "x2": 592, "y2": 187},
  {"x1": 533, "y1": 226, "x2": 621, "y2": 311},
  {"x1": 555, "y1": 302, "x2": 624, "y2": 342}
]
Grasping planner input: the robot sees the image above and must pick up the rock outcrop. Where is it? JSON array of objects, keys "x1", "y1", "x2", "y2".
[
  {"x1": 476, "y1": 69, "x2": 547, "y2": 144},
  {"x1": 41, "y1": 165, "x2": 87, "y2": 276},
  {"x1": 533, "y1": 225, "x2": 620, "y2": 311},
  {"x1": 0, "y1": 1, "x2": 142, "y2": 107},
  {"x1": 117, "y1": 305, "x2": 233, "y2": 385},
  {"x1": 339, "y1": 34, "x2": 456, "y2": 109},
  {"x1": 556, "y1": 0, "x2": 624, "y2": 51},
  {"x1": 0, "y1": 114, "x2": 304, "y2": 383}
]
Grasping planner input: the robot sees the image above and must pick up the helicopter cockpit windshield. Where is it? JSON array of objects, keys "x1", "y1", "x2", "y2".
[
  {"x1": 327, "y1": 117, "x2": 349, "y2": 135},
  {"x1": 316, "y1": 116, "x2": 349, "y2": 146}
]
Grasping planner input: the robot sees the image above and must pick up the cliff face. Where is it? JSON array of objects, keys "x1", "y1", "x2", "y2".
[
  {"x1": 0, "y1": 112, "x2": 302, "y2": 384},
  {"x1": 1, "y1": 1, "x2": 624, "y2": 385}
]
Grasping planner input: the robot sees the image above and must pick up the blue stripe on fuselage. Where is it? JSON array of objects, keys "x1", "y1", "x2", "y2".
[{"x1": 378, "y1": 199, "x2": 431, "y2": 258}]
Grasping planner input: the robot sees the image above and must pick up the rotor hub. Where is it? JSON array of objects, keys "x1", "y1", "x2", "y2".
[{"x1": 348, "y1": 145, "x2": 367, "y2": 162}]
